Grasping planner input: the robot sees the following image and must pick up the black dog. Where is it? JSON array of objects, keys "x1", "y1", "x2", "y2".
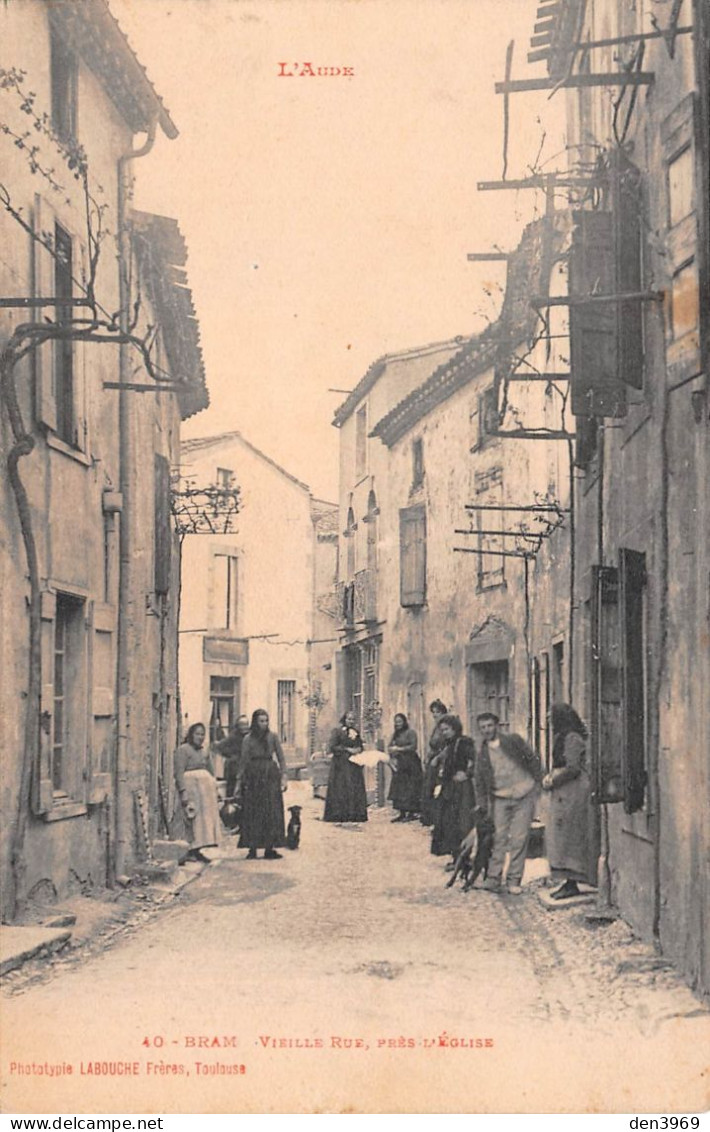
[
  {"x1": 286, "y1": 805, "x2": 302, "y2": 850},
  {"x1": 462, "y1": 815, "x2": 494, "y2": 891},
  {"x1": 446, "y1": 815, "x2": 495, "y2": 891}
]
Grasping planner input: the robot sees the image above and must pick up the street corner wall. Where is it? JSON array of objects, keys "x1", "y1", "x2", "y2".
[{"x1": 656, "y1": 387, "x2": 710, "y2": 995}]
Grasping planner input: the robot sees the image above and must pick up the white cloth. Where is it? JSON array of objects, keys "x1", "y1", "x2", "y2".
[
  {"x1": 348, "y1": 748, "x2": 389, "y2": 768},
  {"x1": 183, "y1": 768, "x2": 221, "y2": 849}
]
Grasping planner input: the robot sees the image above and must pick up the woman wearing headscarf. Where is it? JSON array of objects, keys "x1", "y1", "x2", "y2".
[
  {"x1": 237, "y1": 709, "x2": 288, "y2": 860},
  {"x1": 387, "y1": 712, "x2": 423, "y2": 822},
  {"x1": 174, "y1": 722, "x2": 221, "y2": 864},
  {"x1": 420, "y1": 699, "x2": 448, "y2": 826},
  {"x1": 430, "y1": 713, "x2": 476, "y2": 861},
  {"x1": 323, "y1": 711, "x2": 368, "y2": 823},
  {"x1": 541, "y1": 703, "x2": 596, "y2": 899}
]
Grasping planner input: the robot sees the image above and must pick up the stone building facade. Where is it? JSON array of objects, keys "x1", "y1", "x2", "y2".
[
  {"x1": 178, "y1": 432, "x2": 338, "y2": 768},
  {"x1": 514, "y1": 0, "x2": 709, "y2": 993},
  {"x1": 0, "y1": 0, "x2": 207, "y2": 916}
]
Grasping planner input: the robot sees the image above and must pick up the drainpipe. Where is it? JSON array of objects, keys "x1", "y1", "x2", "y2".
[{"x1": 113, "y1": 119, "x2": 158, "y2": 882}]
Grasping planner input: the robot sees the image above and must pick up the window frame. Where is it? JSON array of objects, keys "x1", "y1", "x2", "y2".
[
  {"x1": 662, "y1": 94, "x2": 702, "y2": 382},
  {"x1": 473, "y1": 465, "x2": 505, "y2": 592},
  {"x1": 50, "y1": 25, "x2": 78, "y2": 144},
  {"x1": 32, "y1": 197, "x2": 89, "y2": 459},
  {"x1": 277, "y1": 679, "x2": 297, "y2": 746},
  {"x1": 212, "y1": 550, "x2": 240, "y2": 631},
  {"x1": 399, "y1": 503, "x2": 427, "y2": 608},
  {"x1": 354, "y1": 404, "x2": 368, "y2": 481}
]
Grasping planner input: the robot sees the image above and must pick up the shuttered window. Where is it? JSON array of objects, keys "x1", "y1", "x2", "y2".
[
  {"x1": 54, "y1": 223, "x2": 75, "y2": 445},
  {"x1": 32, "y1": 198, "x2": 88, "y2": 451},
  {"x1": 399, "y1": 505, "x2": 426, "y2": 607},
  {"x1": 50, "y1": 26, "x2": 78, "y2": 143},
  {"x1": 590, "y1": 555, "x2": 647, "y2": 812},
  {"x1": 570, "y1": 212, "x2": 627, "y2": 418},
  {"x1": 570, "y1": 151, "x2": 644, "y2": 417},
  {"x1": 590, "y1": 565, "x2": 624, "y2": 804},
  {"x1": 277, "y1": 680, "x2": 297, "y2": 745},
  {"x1": 154, "y1": 454, "x2": 172, "y2": 595},
  {"x1": 474, "y1": 466, "x2": 505, "y2": 590},
  {"x1": 662, "y1": 95, "x2": 701, "y2": 382},
  {"x1": 620, "y1": 549, "x2": 647, "y2": 814}
]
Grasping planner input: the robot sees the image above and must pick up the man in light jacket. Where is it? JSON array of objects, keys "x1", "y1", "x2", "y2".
[{"x1": 474, "y1": 712, "x2": 542, "y2": 895}]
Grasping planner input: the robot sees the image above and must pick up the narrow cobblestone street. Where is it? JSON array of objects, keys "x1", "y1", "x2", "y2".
[{"x1": 3, "y1": 785, "x2": 709, "y2": 1114}]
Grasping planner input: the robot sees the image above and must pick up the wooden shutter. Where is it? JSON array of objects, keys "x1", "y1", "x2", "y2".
[
  {"x1": 74, "y1": 240, "x2": 88, "y2": 451},
  {"x1": 611, "y1": 152, "x2": 643, "y2": 390},
  {"x1": 399, "y1": 505, "x2": 426, "y2": 607},
  {"x1": 570, "y1": 211, "x2": 627, "y2": 418},
  {"x1": 32, "y1": 194, "x2": 57, "y2": 431},
  {"x1": 590, "y1": 565, "x2": 624, "y2": 804},
  {"x1": 87, "y1": 603, "x2": 113, "y2": 804},
  {"x1": 662, "y1": 94, "x2": 702, "y2": 384},
  {"x1": 620, "y1": 548, "x2": 647, "y2": 813},
  {"x1": 154, "y1": 454, "x2": 172, "y2": 594},
  {"x1": 33, "y1": 592, "x2": 56, "y2": 814}
]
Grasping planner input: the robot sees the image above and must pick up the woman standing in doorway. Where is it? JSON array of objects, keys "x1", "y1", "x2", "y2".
[
  {"x1": 323, "y1": 711, "x2": 368, "y2": 823},
  {"x1": 387, "y1": 712, "x2": 423, "y2": 822},
  {"x1": 542, "y1": 703, "x2": 595, "y2": 899},
  {"x1": 174, "y1": 722, "x2": 221, "y2": 864},
  {"x1": 237, "y1": 709, "x2": 288, "y2": 860}
]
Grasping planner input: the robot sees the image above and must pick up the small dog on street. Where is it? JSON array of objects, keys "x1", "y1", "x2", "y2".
[
  {"x1": 446, "y1": 815, "x2": 494, "y2": 891},
  {"x1": 286, "y1": 805, "x2": 302, "y2": 850}
]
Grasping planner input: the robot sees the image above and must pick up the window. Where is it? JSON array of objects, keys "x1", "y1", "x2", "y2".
[
  {"x1": 52, "y1": 593, "x2": 85, "y2": 794},
  {"x1": 54, "y1": 222, "x2": 75, "y2": 445},
  {"x1": 531, "y1": 653, "x2": 551, "y2": 769},
  {"x1": 474, "y1": 466, "x2": 504, "y2": 590},
  {"x1": 591, "y1": 554, "x2": 647, "y2": 812},
  {"x1": 154, "y1": 455, "x2": 172, "y2": 595},
  {"x1": 345, "y1": 505, "x2": 357, "y2": 579},
  {"x1": 50, "y1": 27, "x2": 78, "y2": 142},
  {"x1": 344, "y1": 645, "x2": 363, "y2": 727},
  {"x1": 470, "y1": 387, "x2": 499, "y2": 452},
  {"x1": 399, "y1": 504, "x2": 426, "y2": 607},
  {"x1": 209, "y1": 676, "x2": 240, "y2": 744},
  {"x1": 552, "y1": 641, "x2": 564, "y2": 706},
  {"x1": 277, "y1": 680, "x2": 296, "y2": 746},
  {"x1": 662, "y1": 95, "x2": 701, "y2": 374},
  {"x1": 216, "y1": 467, "x2": 234, "y2": 489},
  {"x1": 668, "y1": 145, "x2": 694, "y2": 228},
  {"x1": 213, "y1": 553, "x2": 239, "y2": 630},
  {"x1": 591, "y1": 566, "x2": 623, "y2": 804},
  {"x1": 412, "y1": 438, "x2": 424, "y2": 488},
  {"x1": 619, "y1": 549, "x2": 647, "y2": 814},
  {"x1": 670, "y1": 260, "x2": 700, "y2": 341},
  {"x1": 355, "y1": 405, "x2": 368, "y2": 479},
  {"x1": 468, "y1": 660, "x2": 509, "y2": 735}
]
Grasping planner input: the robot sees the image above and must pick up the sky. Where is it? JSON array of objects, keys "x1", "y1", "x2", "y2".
[{"x1": 112, "y1": 0, "x2": 564, "y2": 500}]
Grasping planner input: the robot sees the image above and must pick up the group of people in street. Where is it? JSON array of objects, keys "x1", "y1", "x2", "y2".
[
  {"x1": 174, "y1": 708, "x2": 289, "y2": 863},
  {"x1": 318, "y1": 696, "x2": 595, "y2": 900},
  {"x1": 174, "y1": 693, "x2": 595, "y2": 899},
  {"x1": 423, "y1": 699, "x2": 596, "y2": 897}
]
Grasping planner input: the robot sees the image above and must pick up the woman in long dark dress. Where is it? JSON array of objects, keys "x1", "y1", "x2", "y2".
[
  {"x1": 323, "y1": 711, "x2": 368, "y2": 823},
  {"x1": 388, "y1": 712, "x2": 423, "y2": 822},
  {"x1": 430, "y1": 713, "x2": 476, "y2": 861},
  {"x1": 174, "y1": 722, "x2": 221, "y2": 863},
  {"x1": 236, "y1": 709, "x2": 287, "y2": 860},
  {"x1": 421, "y1": 699, "x2": 448, "y2": 826},
  {"x1": 542, "y1": 703, "x2": 596, "y2": 898}
]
